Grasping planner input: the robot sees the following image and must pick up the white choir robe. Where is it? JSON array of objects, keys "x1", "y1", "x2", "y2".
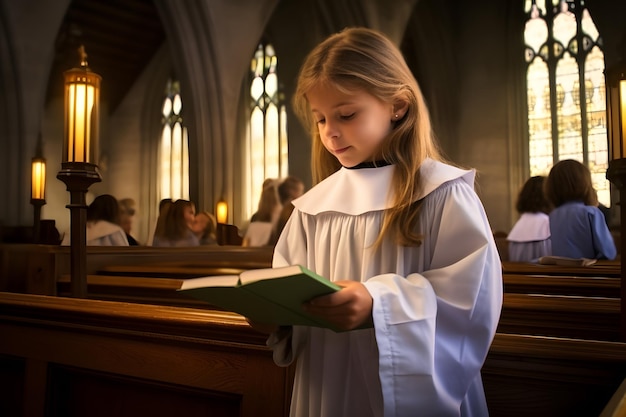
[{"x1": 268, "y1": 159, "x2": 503, "y2": 417}]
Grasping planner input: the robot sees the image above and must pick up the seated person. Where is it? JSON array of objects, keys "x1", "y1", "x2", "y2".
[
  {"x1": 119, "y1": 197, "x2": 139, "y2": 245},
  {"x1": 507, "y1": 176, "x2": 551, "y2": 262},
  {"x1": 152, "y1": 199, "x2": 200, "y2": 247},
  {"x1": 243, "y1": 179, "x2": 282, "y2": 247},
  {"x1": 545, "y1": 160, "x2": 617, "y2": 260},
  {"x1": 62, "y1": 194, "x2": 129, "y2": 246}
]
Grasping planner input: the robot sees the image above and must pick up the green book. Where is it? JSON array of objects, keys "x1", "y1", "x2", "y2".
[{"x1": 178, "y1": 265, "x2": 343, "y2": 330}]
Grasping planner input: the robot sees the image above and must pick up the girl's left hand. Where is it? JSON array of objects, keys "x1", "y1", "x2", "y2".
[{"x1": 303, "y1": 280, "x2": 373, "y2": 331}]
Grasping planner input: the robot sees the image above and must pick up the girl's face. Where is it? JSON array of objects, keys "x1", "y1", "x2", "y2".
[
  {"x1": 184, "y1": 205, "x2": 196, "y2": 229},
  {"x1": 307, "y1": 83, "x2": 394, "y2": 168},
  {"x1": 192, "y1": 213, "x2": 208, "y2": 234}
]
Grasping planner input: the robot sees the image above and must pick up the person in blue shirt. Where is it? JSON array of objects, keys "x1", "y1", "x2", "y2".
[{"x1": 544, "y1": 159, "x2": 617, "y2": 260}]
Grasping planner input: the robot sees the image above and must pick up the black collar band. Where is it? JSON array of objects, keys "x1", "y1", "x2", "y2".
[{"x1": 344, "y1": 160, "x2": 391, "y2": 169}]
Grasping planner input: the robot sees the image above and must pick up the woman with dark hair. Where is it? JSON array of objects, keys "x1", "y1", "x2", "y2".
[
  {"x1": 61, "y1": 194, "x2": 129, "y2": 246},
  {"x1": 152, "y1": 199, "x2": 199, "y2": 247},
  {"x1": 545, "y1": 159, "x2": 616, "y2": 260},
  {"x1": 507, "y1": 176, "x2": 552, "y2": 262}
]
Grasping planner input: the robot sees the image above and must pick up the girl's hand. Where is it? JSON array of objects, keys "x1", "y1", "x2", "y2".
[{"x1": 304, "y1": 280, "x2": 373, "y2": 331}]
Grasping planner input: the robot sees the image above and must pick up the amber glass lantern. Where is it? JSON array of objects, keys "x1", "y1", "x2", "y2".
[{"x1": 30, "y1": 154, "x2": 46, "y2": 242}]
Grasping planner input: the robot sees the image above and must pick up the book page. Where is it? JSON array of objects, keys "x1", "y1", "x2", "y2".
[
  {"x1": 239, "y1": 265, "x2": 307, "y2": 284},
  {"x1": 179, "y1": 274, "x2": 240, "y2": 290}
]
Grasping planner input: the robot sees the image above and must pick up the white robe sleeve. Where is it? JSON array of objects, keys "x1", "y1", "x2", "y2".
[{"x1": 365, "y1": 179, "x2": 502, "y2": 416}]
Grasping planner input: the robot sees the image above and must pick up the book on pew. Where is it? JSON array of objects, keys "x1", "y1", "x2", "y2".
[
  {"x1": 538, "y1": 255, "x2": 597, "y2": 267},
  {"x1": 177, "y1": 264, "x2": 348, "y2": 331}
]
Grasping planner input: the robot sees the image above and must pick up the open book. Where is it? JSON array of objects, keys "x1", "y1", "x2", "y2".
[
  {"x1": 538, "y1": 255, "x2": 597, "y2": 267},
  {"x1": 178, "y1": 265, "x2": 345, "y2": 331}
]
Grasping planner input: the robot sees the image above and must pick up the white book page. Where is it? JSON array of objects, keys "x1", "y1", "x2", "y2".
[
  {"x1": 179, "y1": 275, "x2": 240, "y2": 290},
  {"x1": 239, "y1": 265, "x2": 304, "y2": 285}
]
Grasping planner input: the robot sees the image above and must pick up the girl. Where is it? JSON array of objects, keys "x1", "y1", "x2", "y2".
[
  {"x1": 61, "y1": 194, "x2": 129, "y2": 246},
  {"x1": 243, "y1": 179, "x2": 282, "y2": 247},
  {"x1": 507, "y1": 176, "x2": 552, "y2": 262},
  {"x1": 152, "y1": 199, "x2": 199, "y2": 247},
  {"x1": 545, "y1": 159, "x2": 616, "y2": 260},
  {"x1": 255, "y1": 28, "x2": 503, "y2": 416}
]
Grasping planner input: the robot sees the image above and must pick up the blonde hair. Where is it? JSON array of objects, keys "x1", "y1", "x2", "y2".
[
  {"x1": 293, "y1": 27, "x2": 445, "y2": 246},
  {"x1": 197, "y1": 211, "x2": 218, "y2": 243},
  {"x1": 255, "y1": 179, "x2": 281, "y2": 223}
]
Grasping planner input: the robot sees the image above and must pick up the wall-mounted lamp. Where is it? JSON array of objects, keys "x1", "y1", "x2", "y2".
[
  {"x1": 604, "y1": 61, "x2": 626, "y2": 341},
  {"x1": 216, "y1": 198, "x2": 228, "y2": 224},
  {"x1": 56, "y1": 45, "x2": 102, "y2": 297},
  {"x1": 30, "y1": 150, "x2": 46, "y2": 243},
  {"x1": 606, "y1": 63, "x2": 626, "y2": 164}
]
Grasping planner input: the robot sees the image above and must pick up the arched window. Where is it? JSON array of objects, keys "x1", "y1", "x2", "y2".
[
  {"x1": 159, "y1": 78, "x2": 189, "y2": 201},
  {"x1": 245, "y1": 42, "x2": 289, "y2": 218},
  {"x1": 524, "y1": 0, "x2": 609, "y2": 205}
]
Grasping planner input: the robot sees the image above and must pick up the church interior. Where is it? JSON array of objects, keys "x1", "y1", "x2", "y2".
[{"x1": 2, "y1": 0, "x2": 626, "y2": 416}]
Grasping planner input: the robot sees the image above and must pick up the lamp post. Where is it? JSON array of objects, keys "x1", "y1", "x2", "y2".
[
  {"x1": 56, "y1": 45, "x2": 102, "y2": 298},
  {"x1": 605, "y1": 62, "x2": 626, "y2": 341},
  {"x1": 30, "y1": 152, "x2": 46, "y2": 243}
]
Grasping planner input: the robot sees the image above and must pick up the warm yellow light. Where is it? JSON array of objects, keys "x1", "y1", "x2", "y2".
[
  {"x1": 63, "y1": 45, "x2": 101, "y2": 164},
  {"x1": 618, "y1": 79, "x2": 626, "y2": 158},
  {"x1": 216, "y1": 199, "x2": 228, "y2": 224},
  {"x1": 67, "y1": 81, "x2": 95, "y2": 162},
  {"x1": 31, "y1": 158, "x2": 46, "y2": 201}
]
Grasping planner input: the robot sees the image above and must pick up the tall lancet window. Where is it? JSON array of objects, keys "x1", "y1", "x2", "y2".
[
  {"x1": 246, "y1": 42, "x2": 289, "y2": 218},
  {"x1": 524, "y1": 0, "x2": 609, "y2": 205},
  {"x1": 160, "y1": 79, "x2": 189, "y2": 201}
]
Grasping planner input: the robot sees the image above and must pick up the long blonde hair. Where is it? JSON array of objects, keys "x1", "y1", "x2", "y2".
[{"x1": 293, "y1": 27, "x2": 445, "y2": 246}]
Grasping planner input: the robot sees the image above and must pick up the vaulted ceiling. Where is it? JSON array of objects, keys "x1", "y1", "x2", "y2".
[{"x1": 46, "y1": 0, "x2": 166, "y2": 111}]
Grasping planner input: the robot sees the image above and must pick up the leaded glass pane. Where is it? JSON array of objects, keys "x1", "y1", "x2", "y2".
[
  {"x1": 524, "y1": 6, "x2": 548, "y2": 54},
  {"x1": 555, "y1": 53, "x2": 583, "y2": 161},
  {"x1": 528, "y1": 57, "x2": 553, "y2": 176},
  {"x1": 160, "y1": 124, "x2": 171, "y2": 200},
  {"x1": 265, "y1": 103, "x2": 280, "y2": 179},
  {"x1": 552, "y1": 3, "x2": 576, "y2": 49},
  {"x1": 581, "y1": 9, "x2": 599, "y2": 41},
  {"x1": 250, "y1": 106, "x2": 265, "y2": 214},
  {"x1": 171, "y1": 122, "x2": 183, "y2": 199}
]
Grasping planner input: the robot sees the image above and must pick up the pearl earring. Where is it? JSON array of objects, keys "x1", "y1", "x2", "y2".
[{"x1": 395, "y1": 114, "x2": 399, "y2": 119}]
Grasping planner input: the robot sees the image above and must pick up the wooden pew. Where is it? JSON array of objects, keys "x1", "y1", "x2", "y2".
[
  {"x1": 0, "y1": 244, "x2": 274, "y2": 296},
  {"x1": 501, "y1": 260, "x2": 621, "y2": 277},
  {"x1": 55, "y1": 274, "x2": 207, "y2": 308},
  {"x1": 499, "y1": 260, "x2": 622, "y2": 342},
  {"x1": 503, "y1": 273, "x2": 620, "y2": 298},
  {"x1": 498, "y1": 293, "x2": 621, "y2": 341},
  {"x1": 483, "y1": 333, "x2": 626, "y2": 417},
  {"x1": 0, "y1": 292, "x2": 293, "y2": 417}
]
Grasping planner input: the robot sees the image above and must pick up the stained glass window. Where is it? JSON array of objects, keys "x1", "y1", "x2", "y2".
[
  {"x1": 524, "y1": 0, "x2": 609, "y2": 206},
  {"x1": 159, "y1": 78, "x2": 189, "y2": 201},
  {"x1": 245, "y1": 43, "x2": 289, "y2": 218}
]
